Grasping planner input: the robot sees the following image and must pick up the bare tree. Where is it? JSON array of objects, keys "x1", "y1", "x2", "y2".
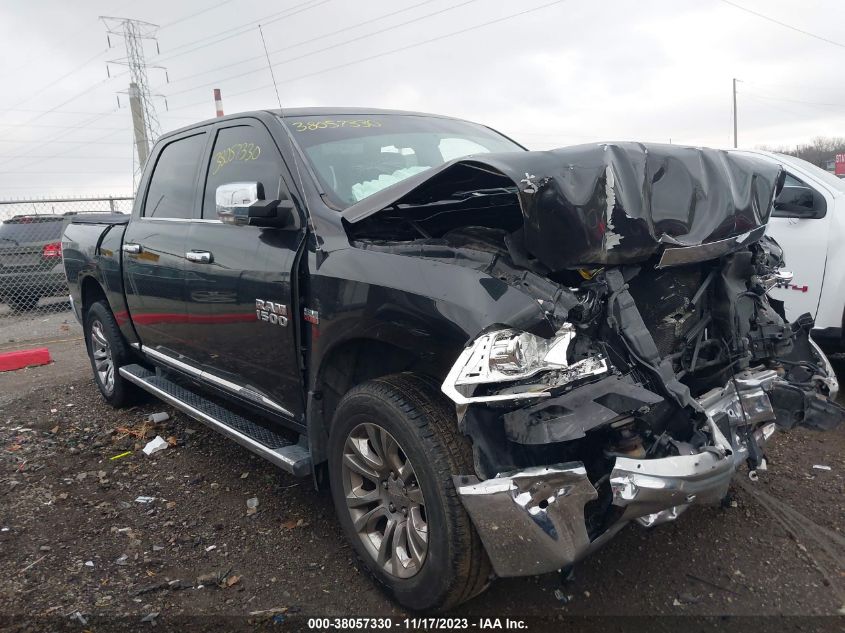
[{"x1": 783, "y1": 136, "x2": 845, "y2": 168}]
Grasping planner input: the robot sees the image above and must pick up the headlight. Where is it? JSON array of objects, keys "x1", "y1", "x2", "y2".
[{"x1": 441, "y1": 325, "x2": 608, "y2": 405}]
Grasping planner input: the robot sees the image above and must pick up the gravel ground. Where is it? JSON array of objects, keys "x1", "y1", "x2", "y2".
[{"x1": 0, "y1": 352, "x2": 843, "y2": 629}]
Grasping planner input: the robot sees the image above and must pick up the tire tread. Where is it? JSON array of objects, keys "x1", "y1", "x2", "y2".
[{"x1": 338, "y1": 372, "x2": 491, "y2": 611}]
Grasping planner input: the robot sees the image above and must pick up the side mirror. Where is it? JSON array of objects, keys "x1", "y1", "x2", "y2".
[
  {"x1": 773, "y1": 184, "x2": 826, "y2": 219},
  {"x1": 247, "y1": 198, "x2": 298, "y2": 229},
  {"x1": 215, "y1": 182, "x2": 299, "y2": 229},
  {"x1": 216, "y1": 182, "x2": 261, "y2": 225}
]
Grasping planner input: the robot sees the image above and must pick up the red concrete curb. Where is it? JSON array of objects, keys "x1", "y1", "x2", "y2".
[{"x1": 0, "y1": 347, "x2": 52, "y2": 372}]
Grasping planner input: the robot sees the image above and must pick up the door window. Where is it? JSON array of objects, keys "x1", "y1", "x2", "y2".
[
  {"x1": 143, "y1": 133, "x2": 207, "y2": 219},
  {"x1": 203, "y1": 124, "x2": 284, "y2": 220}
]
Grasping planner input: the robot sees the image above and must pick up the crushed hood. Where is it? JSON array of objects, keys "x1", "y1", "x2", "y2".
[{"x1": 342, "y1": 142, "x2": 784, "y2": 269}]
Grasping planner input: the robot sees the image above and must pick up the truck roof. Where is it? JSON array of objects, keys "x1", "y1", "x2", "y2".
[{"x1": 159, "y1": 107, "x2": 462, "y2": 142}]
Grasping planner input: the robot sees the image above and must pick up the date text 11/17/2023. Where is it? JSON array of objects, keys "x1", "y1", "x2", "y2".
[{"x1": 306, "y1": 617, "x2": 528, "y2": 630}]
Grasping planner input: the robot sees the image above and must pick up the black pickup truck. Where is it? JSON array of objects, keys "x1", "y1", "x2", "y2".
[{"x1": 62, "y1": 108, "x2": 843, "y2": 611}]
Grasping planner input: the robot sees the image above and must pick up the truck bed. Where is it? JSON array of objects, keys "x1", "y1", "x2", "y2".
[{"x1": 67, "y1": 213, "x2": 130, "y2": 225}]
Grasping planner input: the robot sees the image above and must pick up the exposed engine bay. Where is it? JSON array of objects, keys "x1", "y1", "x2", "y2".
[{"x1": 342, "y1": 142, "x2": 844, "y2": 578}]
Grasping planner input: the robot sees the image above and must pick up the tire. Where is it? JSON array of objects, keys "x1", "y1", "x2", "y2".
[
  {"x1": 84, "y1": 300, "x2": 138, "y2": 408},
  {"x1": 8, "y1": 293, "x2": 40, "y2": 312},
  {"x1": 328, "y1": 373, "x2": 492, "y2": 612}
]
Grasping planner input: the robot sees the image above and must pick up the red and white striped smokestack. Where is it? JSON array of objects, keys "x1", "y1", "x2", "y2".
[{"x1": 213, "y1": 88, "x2": 224, "y2": 117}]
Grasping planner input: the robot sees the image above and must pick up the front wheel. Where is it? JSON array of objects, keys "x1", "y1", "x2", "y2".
[
  {"x1": 328, "y1": 373, "x2": 491, "y2": 612},
  {"x1": 84, "y1": 300, "x2": 139, "y2": 407}
]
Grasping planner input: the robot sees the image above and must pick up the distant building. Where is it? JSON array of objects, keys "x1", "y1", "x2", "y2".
[{"x1": 834, "y1": 154, "x2": 845, "y2": 178}]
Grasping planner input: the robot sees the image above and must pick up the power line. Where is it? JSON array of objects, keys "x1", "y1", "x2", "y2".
[
  {"x1": 0, "y1": 108, "x2": 195, "y2": 119},
  {"x1": 0, "y1": 111, "x2": 124, "y2": 170},
  {"x1": 101, "y1": 16, "x2": 166, "y2": 182},
  {"x1": 158, "y1": 0, "x2": 241, "y2": 31},
  {"x1": 0, "y1": 9, "x2": 114, "y2": 81},
  {"x1": 0, "y1": 138, "x2": 125, "y2": 144},
  {"x1": 152, "y1": 0, "x2": 328, "y2": 63},
  {"x1": 159, "y1": 0, "x2": 440, "y2": 89},
  {"x1": 164, "y1": 0, "x2": 481, "y2": 98},
  {"x1": 169, "y1": 0, "x2": 569, "y2": 112},
  {"x1": 0, "y1": 48, "x2": 110, "y2": 113},
  {"x1": 0, "y1": 170, "x2": 131, "y2": 174},
  {"x1": 0, "y1": 139, "x2": 127, "y2": 145},
  {"x1": 738, "y1": 91, "x2": 838, "y2": 119},
  {"x1": 718, "y1": 0, "x2": 845, "y2": 50},
  {"x1": 0, "y1": 68, "x2": 125, "y2": 133},
  {"x1": 739, "y1": 89, "x2": 845, "y2": 110},
  {"x1": 0, "y1": 2, "x2": 320, "y2": 140},
  {"x1": 0, "y1": 153, "x2": 130, "y2": 158},
  {"x1": 0, "y1": 122, "x2": 125, "y2": 130},
  {"x1": 0, "y1": 185, "x2": 134, "y2": 191}
]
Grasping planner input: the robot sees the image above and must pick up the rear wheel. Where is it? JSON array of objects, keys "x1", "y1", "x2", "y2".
[
  {"x1": 328, "y1": 373, "x2": 491, "y2": 611},
  {"x1": 84, "y1": 300, "x2": 139, "y2": 407}
]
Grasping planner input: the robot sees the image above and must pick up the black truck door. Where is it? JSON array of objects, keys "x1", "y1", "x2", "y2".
[
  {"x1": 181, "y1": 121, "x2": 305, "y2": 422},
  {"x1": 123, "y1": 131, "x2": 207, "y2": 355}
]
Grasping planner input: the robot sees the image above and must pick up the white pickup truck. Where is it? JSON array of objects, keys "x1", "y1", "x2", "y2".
[{"x1": 738, "y1": 151, "x2": 845, "y2": 353}]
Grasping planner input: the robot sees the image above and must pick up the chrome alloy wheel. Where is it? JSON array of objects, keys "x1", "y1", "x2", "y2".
[
  {"x1": 90, "y1": 319, "x2": 114, "y2": 394},
  {"x1": 341, "y1": 423, "x2": 428, "y2": 579}
]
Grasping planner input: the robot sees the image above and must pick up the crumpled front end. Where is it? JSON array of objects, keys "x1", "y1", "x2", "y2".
[
  {"x1": 341, "y1": 139, "x2": 843, "y2": 579},
  {"x1": 440, "y1": 240, "x2": 844, "y2": 578},
  {"x1": 447, "y1": 362, "x2": 815, "y2": 578}
]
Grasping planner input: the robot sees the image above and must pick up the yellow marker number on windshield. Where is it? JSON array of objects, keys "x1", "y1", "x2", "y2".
[{"x1": 291, "y1": 119, "x2": 382, "y2": 132}]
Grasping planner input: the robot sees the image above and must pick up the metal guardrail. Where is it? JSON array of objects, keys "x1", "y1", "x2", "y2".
[{"x1": 0, "y1": 196, "x2": 133, "y2": 318}]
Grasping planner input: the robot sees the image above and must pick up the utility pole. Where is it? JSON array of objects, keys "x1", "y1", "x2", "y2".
[
  {"x1": 100, "y1": 16, "x2": 166, "y2": 185},
  {"x1": 732, "y1": 77, "x2": 739, "y2": 149},
  {"x1": 128, "y1": 83, "x2": 149, "y2": 166}
]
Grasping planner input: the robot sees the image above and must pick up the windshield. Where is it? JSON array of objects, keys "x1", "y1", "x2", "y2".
[
  {"x1": 775, "y1": 153, "x2": 845, "y2": 193},
  {"x1": 0, "y1": 217, "x2": 64, "y2": 244},
  {"x1": 282, "y1": 114, "x2": 524, "y2": 207}
]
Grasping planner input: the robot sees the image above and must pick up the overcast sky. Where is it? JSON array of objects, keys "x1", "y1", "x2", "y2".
[{"x1": 1, "y1": 0, "x2": 844, "y2": 199}]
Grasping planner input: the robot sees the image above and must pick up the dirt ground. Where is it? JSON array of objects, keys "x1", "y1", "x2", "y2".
[{"x1": 0, "y1": 327, "x2": 844, "y2": 629}]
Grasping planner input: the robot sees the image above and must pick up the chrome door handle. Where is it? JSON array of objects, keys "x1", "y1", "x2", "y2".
[
  {"x1": 186, "y1": 250, "x2": 213, "y2": 264},
  {"x1": 122, "y1": 243, "x2": 142, "y2": 254}
]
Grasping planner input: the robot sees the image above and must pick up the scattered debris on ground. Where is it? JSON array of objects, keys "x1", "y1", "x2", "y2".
[
  {"x1": 1, "y1": 377, "x2": 843, "y2": 619},
  {"x1": 142, "y1": 435, "x2": 168, "y2": 456}
]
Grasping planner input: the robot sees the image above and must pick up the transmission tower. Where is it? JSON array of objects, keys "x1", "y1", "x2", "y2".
[{"x1": 100, "y1": 16, "x2": 167, "y2": 183}]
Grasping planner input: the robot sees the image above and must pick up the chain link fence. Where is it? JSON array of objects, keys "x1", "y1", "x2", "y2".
[{"x1": 0, "y1": 197, "x2": 133, "y2": 320}]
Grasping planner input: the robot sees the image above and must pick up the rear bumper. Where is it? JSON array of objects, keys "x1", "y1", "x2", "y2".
[{"x1": 0, "y1": 268, "x2": 66, "y2": 297}]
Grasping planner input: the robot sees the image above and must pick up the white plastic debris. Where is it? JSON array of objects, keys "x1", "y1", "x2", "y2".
[
  {"x1": 134, "y1": 496, "x2": 155, "y2": 504},
  {"x1": 84, "y1": 561, "x2": 94, "y2": 567},
  {"x1": 205, "y1": 545, "x2": 217, "y2": 552},
  {"x1": 70, "y1": 612, "x2": 88, "y2": 626},
  {"x1": 142, "y1": 435, "x2": 169, "y2": 456},
  {"x1": 246, "y1": 497, "x2": 259, "y2": 515},
  {"x1": 146, "y1": 412, "x2": 170, "y2": 424},
  {"x1": 812, "y1": 464, "x2": 831, "y2": 471}
]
